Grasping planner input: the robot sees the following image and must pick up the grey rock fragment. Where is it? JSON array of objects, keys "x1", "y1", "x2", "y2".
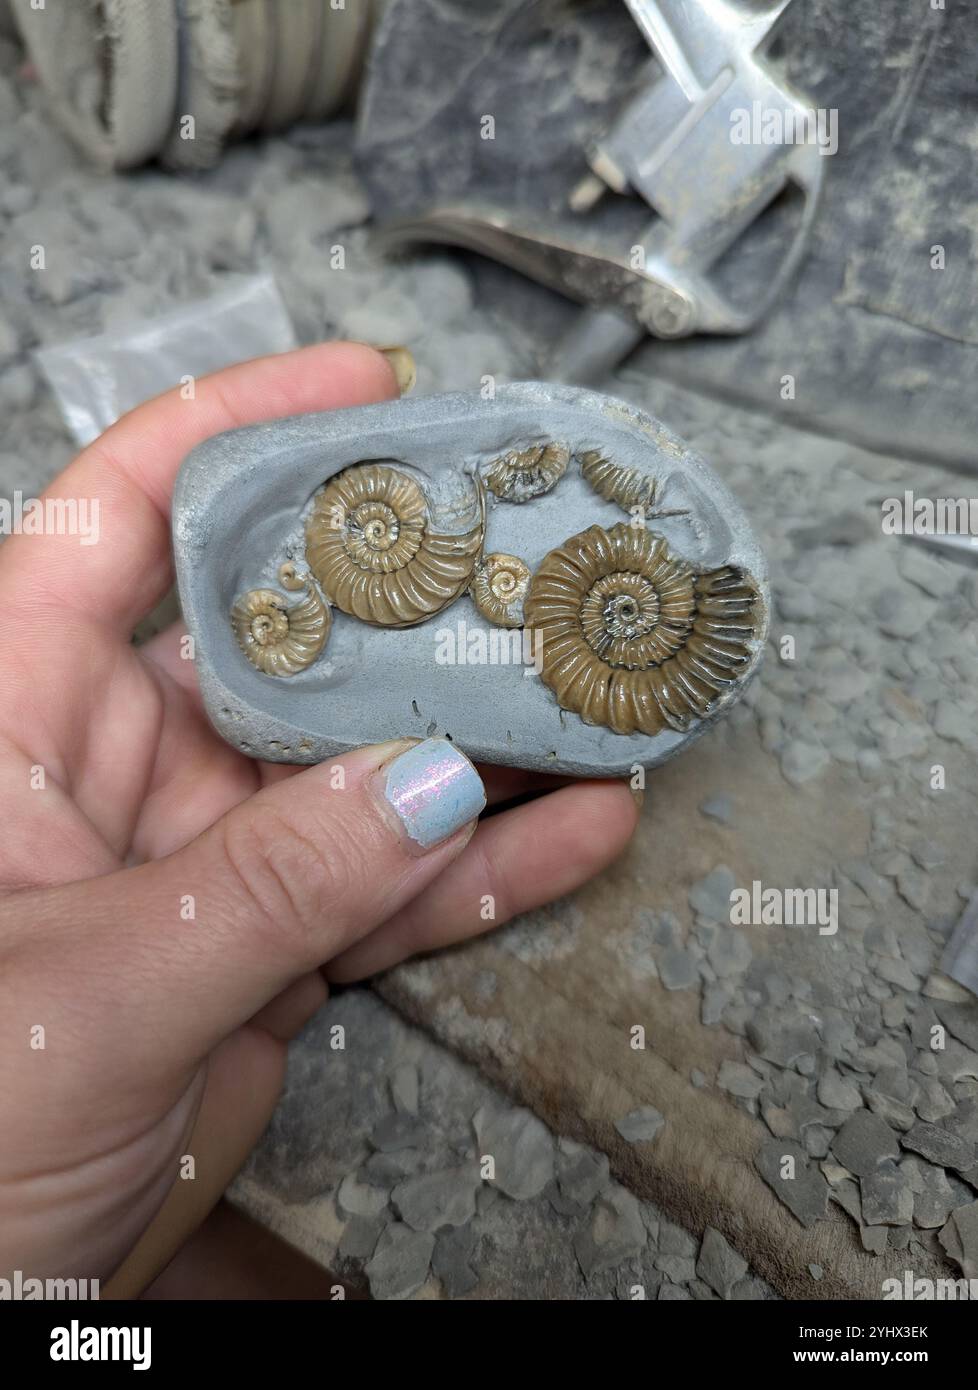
[
  {"x1": 860, "y1": 1163, "x2": 914, "y2": 1226},
  {"x1": 655, "y1": 1252, "x2": 698, "y2": 1284},
  {"x1": 938, "y1": 1201, "x2": 978, "y2": 1278},
  {"x1": 688, "y1": 865, "x2": 736, "y2": 922},
  {"x1": 828, "y1": 1178, "x2": 862, "y2": 1224},
  {"x1": 337, "y1": 1172, "x2": 390, "y2": 1219},
  {"x1": 831, "y1": 1111, "x2": 901, "y2": 1177},
  {"x1": 370, "y1": 1113, "x2": 429, "y2": 1153},
  {"x1": 614, "y1": 1106, "x2": 665, "y2": 1144},
  {"x1": 699, "y1": 794, "x2": 733, "y2": 824},
  {"x1": 901, "y1": 1122, "x2": 976, "y2": 1172},
  {"x1": 659, "y1": 945, "x2": 700, "y2": 991},
  {"x1": 337, "y1": 1215, "x2": 383, "y2": 1262},
  {"x1": 697, "y1": 1226, "x2": 748, "y2": 1299},
  {"x1": 365, "y1": 1222, "x2": 435, "y2": 1300},
  {"x1": 780, "y1": 740, "x2": 830, "y2": 786},
  {"x1": 702, "y1": 982, "x2": 733, "y2": 1025},
  {"x1": 363, "y1": 1149, "x2": 424, "y2": 1184},
  {"x1": 574, "y1": 1188, "x2": 646, "y2": 1278},
  {"x1": 708, "y1": 928, "x2": 753, "y2": 977},
  {"x1": 473, "y1": 1104, "x2": 554, "y2": 1200},
  {"x1": 817, "y1": 1068, "x2": 862, "y2": 1111},
  {"x1": 718, "y1": 1060, "x2": 765, "y2": 1100},
  {"x1": 432, "y1": 1224, "x2": 479, "y2": 1298},
  {"x1": 808, "y1": 1263, "x2": 824, "y2": 1280},
  {"x1": 860, "y1": 1225, "x2": 889, "y2": 1256},
  {"x1": 748, "y1": 1010, "x2": 819, "y2": 1068},
  {"x1": 755, "y1": 1140, "x2": 829, "y2": 1227},
  {"x1": 865, "y1": 1088, "x2": 916, "y2": 1132},
  {"x1": 934, "y1": 1001, "x2": 978, "y2": 1053},
  {"x1": 659, "y1": 1282, "x2": 692, "y2": 1299},
  {"x1": 659, "y1": 1218, "x2": 699, "y2": 1258},
  {"x1": 390, "y1": 1063, "x2": 420, "y2": 1115},
  {"x1": 392, "y1": 1167, "x2": 480, "y2": 1233},
  {"x1": 555, "y1": 1138, "x2": 610, "y2": 1208}
]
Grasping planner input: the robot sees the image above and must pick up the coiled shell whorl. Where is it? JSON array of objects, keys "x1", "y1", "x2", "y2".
[
  {"x1": 523, "y1": 522, "x2": 760, "y2": 736},
  {"x1": 470, "y1": 552, "x2": 531, "y2": 627},
  {"x1": 231, "y1": 563, "x2": 331, "y2": 677},
  {"x1": 305, "y1": 463, "x2": 484, "y2": 627},
  {"x1": 484, "y1": 442, "x2": 569, "y2": 502},
  {"x1": 579, "y1": 450, "x2": 658, "y2": 513}
]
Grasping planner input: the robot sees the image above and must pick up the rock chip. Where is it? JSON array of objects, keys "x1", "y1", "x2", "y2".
[
  {"x1": 555, "y1": 1138, "x2": 610, "y2": 1208},
  {"x1": 432, "y1": 1223, "x2": 479, "y2": 1297},
  {"x1": 699, "y1": 794, "x2": 733, "y2": 824},
  {"x1": 658, "y1": 946, "x2": 699, "y2": 991},
  {"x1": 697, "y1": 1226, "x2": 748, "y2": 1299},
  {"x1": 688, "y1": 865, "x2": 736, "y2": 921},
  {"x1": 614, "y1": 1106, "x2": 666, "y2": 1144},
  {"x1": 939, "y1": 1200, "x2": 978, "y2": 1278},
  {"x1": 901, "y1": 1122, "x2": 975, "y2": 1173},
  {"x1": 718, "y1": 1060, "x2": 765, "y2": 1100},
  {"x1": 337, "y1": 1172, "x2": 390, "y2": 1220},
  {"x1": 473, "y1": 1104, "x2": 554, "y2": 1200},
  {"x1": 390, "y1": 1063, "x2": 420, "y2": 1115},
  {"x1": 370, "y1": 1113, "x2": 429, "y2": 1153},
  {"x1": 831, "y1": 1111, "x2": 900, "y2": 1177},
  {"x1": 755, "y1": 1139, "x2": 829, "y2": 1227},
  {"x1": 574, "y1": 1187, "x2": 646, "y2": 1277},
  {"x1": 365, "y1": 1222, "x2": 435, "y2": 1300},
  {"x1": 860, "y1": 1163, "x2": 914, "y2": 1226},
  {"x1": 817, "y1": 1068, "x2": 862, "y2": 1111},
  {"x1": 392, "y1": 1167, "x2": 480, "y2": 1233}
]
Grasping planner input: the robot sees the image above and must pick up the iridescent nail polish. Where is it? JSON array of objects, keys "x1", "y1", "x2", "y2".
[{"x1": 383, "y1": 738, "x2": 486, "y2": 849}]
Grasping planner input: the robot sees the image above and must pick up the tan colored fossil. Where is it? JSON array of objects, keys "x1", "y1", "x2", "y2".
[
  {"x1": 523, "y1": 522, "x2": 759, "y2": 736},
  {"x1": 579, "y1": 450, "x2": 657, "y2": 511},
  {"x1": 305, "y1": 463, "x2": 484, "y2": 626},
  {"x1": 231, "y1": 562, "x2": 331, "y2": 677},
  {"x1": 484, "y1": 442, "x2": 569, "y2": 502},
  {"x1": 470, "y1": 552, "x2": 531, "y2": 627}
]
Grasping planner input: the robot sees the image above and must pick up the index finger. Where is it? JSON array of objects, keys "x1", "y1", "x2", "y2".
[{"x1": 0, "y1": 341, "x2": 404, "y2": 635}]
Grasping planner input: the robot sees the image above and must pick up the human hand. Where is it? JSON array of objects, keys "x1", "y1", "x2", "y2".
[{"x1": 0, "y1": 342, "x2": 639, "y2": 1294}]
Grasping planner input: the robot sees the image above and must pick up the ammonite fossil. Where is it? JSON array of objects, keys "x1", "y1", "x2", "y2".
[
  {"x1": 231, "y1": 562, "x2": 331, "y2": 677},
  {"x1": 470, "y1": 552, "x2": 531, "y2": 627},
  {"x1": 523, "y1": 522, "x2": 759, "y2": 736},
  {"x1": 305, "y1": 462, "x2": 484, "y2": 626},
  {"x1": 579, "y1": 450, "x2": 689, "y2": 521},
  {"x1": 580, "y1": 450, "x2": 657, "y2": 512},
  {"x1": 484, "y1": 442, "x2": 569, "y2": 502}
]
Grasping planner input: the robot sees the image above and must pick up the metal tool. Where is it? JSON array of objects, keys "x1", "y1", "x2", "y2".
[{"x1": 376, "y1": 0, "x2": 824, "y2": 381}]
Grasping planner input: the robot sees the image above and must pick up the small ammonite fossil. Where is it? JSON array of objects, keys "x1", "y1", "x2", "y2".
[
  {"x1": 231, "y1": 562, "x2": 331, "y2": 677},
  {"x1": 523, "y1": 522, "x2": 759, "y2": 736},
  {"x1": 484, "y1": 442, "x2": 569, "y2": 502},
  {"x1": 579, "y1": 450, "x2": 689, "y2": 521},
  {"x1": 470, "y1": 552, "x2": 531, "y2": 627},
  {"x1": 305, "y1": 462, "x2": 484, "y2": 626}
]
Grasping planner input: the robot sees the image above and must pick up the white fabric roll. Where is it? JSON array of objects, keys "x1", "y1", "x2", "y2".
[{"x1": 9, "y1": 0, "x2": 179, "y2": 170}]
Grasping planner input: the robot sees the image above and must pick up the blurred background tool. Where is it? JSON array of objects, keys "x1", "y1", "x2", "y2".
[{"x1": 371, "y1": 0, "x2": 823, "y2": 381}]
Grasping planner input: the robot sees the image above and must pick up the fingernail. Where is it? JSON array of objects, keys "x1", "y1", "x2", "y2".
[
  {"x1": 381, "y1": 738, "x2": 485, "y2": 850},
  {"x1": 375, "y1": 345, "x2": 417, "y2": 396}
]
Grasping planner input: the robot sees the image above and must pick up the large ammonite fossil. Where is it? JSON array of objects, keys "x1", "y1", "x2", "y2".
[
  {"x1": 523, "y1": 522, "x2": 760, "y2": 736},
  {"x1": 305, "y1": 462, "x2": 484, "y2": 626},
  {"x1": 484, "y1": 441, "x2": 569, "y2": 502},
  {"x1": 231, "y1": 563, "x2": 331, "y2": 677}
]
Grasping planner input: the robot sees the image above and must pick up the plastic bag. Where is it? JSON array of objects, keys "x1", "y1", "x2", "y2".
[{"x1": 36, "y1": 274, "x2": 297, "y2": 446}]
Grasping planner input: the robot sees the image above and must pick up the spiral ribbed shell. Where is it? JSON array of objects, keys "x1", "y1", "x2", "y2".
[
  {"x1": 470, "y1": 552, "x2": 530, "y2": 627},
  {"x1": 524, "y1": 522, "x2": 759, "y2": 736},
  {"x1": 231, "y1": 581, "x2": 331, "y2": 677},
  {"x1": 306, "y1": 463, "x2": 484, "y2": 627}
]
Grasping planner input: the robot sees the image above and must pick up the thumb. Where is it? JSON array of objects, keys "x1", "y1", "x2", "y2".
[{"x1": 5, "y1": 738, "x2": 485, "y2": 1076}]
